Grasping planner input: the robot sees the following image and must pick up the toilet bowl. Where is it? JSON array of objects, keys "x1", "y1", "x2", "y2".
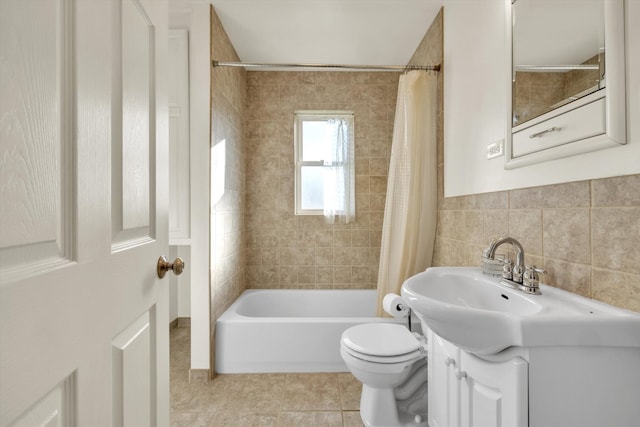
[{"x1": 340, "y1": 323, "x2": 428, "y2": 427}]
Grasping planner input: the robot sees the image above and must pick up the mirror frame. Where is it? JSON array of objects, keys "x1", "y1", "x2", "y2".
[{"x1": 504, "y1": 0, "x2": 626, "y2": 170}]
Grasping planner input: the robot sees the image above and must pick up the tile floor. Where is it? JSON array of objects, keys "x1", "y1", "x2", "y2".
[{"x1": 170, "y1": 326, "x2": 365, "y2": 427}]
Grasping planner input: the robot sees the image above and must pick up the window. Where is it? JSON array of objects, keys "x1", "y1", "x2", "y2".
[{"x1": 294, "y1": 111, "x2": 355, "y2": 223}]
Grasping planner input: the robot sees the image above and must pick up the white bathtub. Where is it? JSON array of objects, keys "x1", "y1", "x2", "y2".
[{"x1": 214, "y1": 289, "x2": 405, "y2": 373}]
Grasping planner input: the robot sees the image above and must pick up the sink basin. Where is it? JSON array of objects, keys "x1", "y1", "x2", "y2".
[{"x1": 401, "y1": 267, "x2": 640, "y2": 355}]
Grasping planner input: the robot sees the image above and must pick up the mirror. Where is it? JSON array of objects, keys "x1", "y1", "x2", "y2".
[
  {"x1": 512, "y1": 0, "x2": 604, "y2": 127},
  {"x1": 505, "y1": 0, "x2": 626, "y2": 170}
]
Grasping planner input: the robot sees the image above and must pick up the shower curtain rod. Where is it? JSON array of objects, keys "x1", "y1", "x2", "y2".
[{"x1": 212, "y1": 60, "x2": 440, "y2": 72}]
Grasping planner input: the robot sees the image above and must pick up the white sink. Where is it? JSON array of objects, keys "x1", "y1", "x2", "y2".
[{"x1": 401, "y1": 267, "x2": 640, "y2": 355}]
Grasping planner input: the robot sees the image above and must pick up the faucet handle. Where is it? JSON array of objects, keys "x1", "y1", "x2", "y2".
[
  {"x1": 512, "y1": 263, "x2": 525, "y2": 284},
  {"x1": 502, "y1": 259, "x2": 513, "y2": 280},
  {"x1": 521, "y1": 265, "x2": 546, "y2": 294},
  {"x1": 524, "y1": 265, "x2": 546, "y2": 282}
]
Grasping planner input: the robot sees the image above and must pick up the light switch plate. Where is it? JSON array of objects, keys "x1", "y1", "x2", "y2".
[{"x1": 487, "y1": 139, "x2": 504, "y2": 159}]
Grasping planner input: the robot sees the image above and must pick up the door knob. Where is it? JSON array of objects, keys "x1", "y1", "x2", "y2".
[{"x1": 157, "y1": 255, "x2": 184, "y2": 278}]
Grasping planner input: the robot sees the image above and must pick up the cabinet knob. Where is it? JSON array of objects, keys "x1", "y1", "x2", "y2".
[
  {"x1": 444, "y1": 357, "x2": 456, "y2": 367},
  {"x1": 455, "y1": 370, "x2": 467, "y2": 380}
]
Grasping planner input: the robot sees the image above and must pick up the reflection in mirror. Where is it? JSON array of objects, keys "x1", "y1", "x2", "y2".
[{"x1": 512, "y1": 0, "x2": 604, "y2": 126}]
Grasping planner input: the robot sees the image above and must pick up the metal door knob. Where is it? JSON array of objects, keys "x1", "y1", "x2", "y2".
[{"x1": 157, "y1": 255, "x2": 184, "y2": 278}]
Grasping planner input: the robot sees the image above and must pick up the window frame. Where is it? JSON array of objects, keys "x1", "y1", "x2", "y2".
[{"x1": 293, "y1": 110, "x2": 355, "y2": 216}]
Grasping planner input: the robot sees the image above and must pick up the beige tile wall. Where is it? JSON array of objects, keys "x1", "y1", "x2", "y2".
[
  {"x1": 210, "y1": 7, "x2": 248, "y2": 325},
  {"x1": 244, "y1": 71, "x2": 399, "y2": 289},
  {"x1": 433, "y1": 176, "x2": 640, "y2": 313},
  {"x1": 414, "y1": 9, "x2": 640, "y2": 314}
]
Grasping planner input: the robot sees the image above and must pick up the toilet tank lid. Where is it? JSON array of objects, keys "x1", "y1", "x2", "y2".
[{"x1": 342, "y1": 323, "x2": 419, "y2": 356}]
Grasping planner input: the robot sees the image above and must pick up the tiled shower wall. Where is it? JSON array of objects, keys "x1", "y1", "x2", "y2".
[
  {"x1": 210, "y1": 7, "x2": 247, "y2": 325},
  {"x1": 414, "y1": 10, "x2": 640, "y2": 314},
  {"x1": 244, "y1": 71, "x2": 399, "y2": 290}
]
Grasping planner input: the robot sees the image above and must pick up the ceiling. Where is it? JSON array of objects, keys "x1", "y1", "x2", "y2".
[{"x1": 208, "y1": 0, "x2": 443, "y2": 67}]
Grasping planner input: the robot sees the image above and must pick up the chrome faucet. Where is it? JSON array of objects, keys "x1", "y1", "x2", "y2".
[
  {"x1": 483, "y1": 236, "x2": 545, "y2": 295},
  {"x1": 485, "y1": 237, "x2": 524, "y2": 281}
]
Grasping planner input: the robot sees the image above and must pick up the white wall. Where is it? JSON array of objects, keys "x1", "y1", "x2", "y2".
[
  {"x1": 168, "y1": 28, "x2": 192, "y2": 323},
  {"x1": 168, "y1": 246, "x2": 191, "y2": 320},
  {"x1": 169, "y1": 0, "x2": 211, "y2": 371},
  {"x1": 443, "y1": 0, "x2": 640, "y2": 197}
]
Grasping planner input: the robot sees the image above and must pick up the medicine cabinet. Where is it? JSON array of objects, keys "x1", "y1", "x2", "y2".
[{"x1": 504, "y1": 0, "x2": 626, "y2": 169}]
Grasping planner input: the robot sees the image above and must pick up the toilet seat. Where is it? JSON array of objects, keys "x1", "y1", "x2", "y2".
[
  {"x1": 341, "y1": 323, "x2": 422, "y2": 364},
  {"x1": 340, "y1": 322, "x2": 429, "y2": 426},
  {"x1": 343, "y1": 346, "x2": 422, "y2": 364}
]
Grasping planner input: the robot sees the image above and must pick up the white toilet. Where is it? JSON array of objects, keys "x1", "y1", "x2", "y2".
[{"x1": 340, "y1": 323, "x2": 428, "y2": 427}]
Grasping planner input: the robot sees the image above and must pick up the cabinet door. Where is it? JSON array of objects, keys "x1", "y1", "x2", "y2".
[
  {"x1": 460, "y1": 352, "x2": 528, "y2": 427},
  {"x1": 429, "y1": 331, "x2": 461, "y2": 427}
]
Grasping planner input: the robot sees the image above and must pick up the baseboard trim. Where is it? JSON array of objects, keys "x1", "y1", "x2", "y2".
[
  {"x1": 189, "y1": 369, "x2": 211, "y2": 383},
  {"x1": 169, "y1": 317, "x2": 191, "y2": 329},
  {"x1": 177, "y1": 317, "x2": 191, "y2": 328}
]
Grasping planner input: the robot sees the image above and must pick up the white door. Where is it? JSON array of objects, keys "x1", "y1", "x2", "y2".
[{"x1": 0, "y1": 0, "x2": 170, "y2": 425}]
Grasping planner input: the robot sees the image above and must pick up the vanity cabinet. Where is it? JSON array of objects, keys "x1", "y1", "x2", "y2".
[
  {"x1": 405, "y1": 267, "x2": 640, "y2": 427},
  {"x1": 428, "y1": 330, "x2": 528, "y2": 427},
  {"x1": 428, "y1": 332, "x2": 459, "y2": 427},
  {"x1": 459, "y1": 351, "x2": 528, "y2": 427},
  {"x1": 426, "y1": 328, "x2": 640, "y2": 427}
]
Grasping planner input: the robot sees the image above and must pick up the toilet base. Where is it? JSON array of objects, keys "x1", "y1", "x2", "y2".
[{"x1": 360, "y1": 385, "x2": 428, "y2": 427}]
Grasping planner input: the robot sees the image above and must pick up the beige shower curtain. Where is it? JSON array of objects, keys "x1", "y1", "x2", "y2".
[{"x1": 376, "y1": 70, "x2": 437, "y2": 316}]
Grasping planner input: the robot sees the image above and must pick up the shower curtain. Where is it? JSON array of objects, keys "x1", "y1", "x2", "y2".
[{"x1": 376, "y1": 70, "x2": 437, "y2": 316}]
